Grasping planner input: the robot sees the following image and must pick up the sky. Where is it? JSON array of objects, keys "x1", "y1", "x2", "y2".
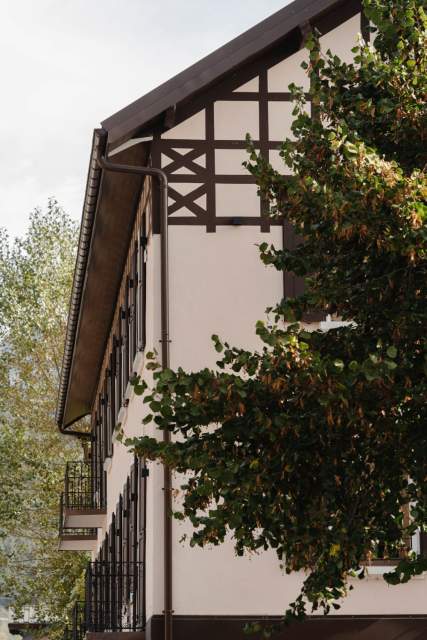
[{"x1": 0, "y1": 0, "x2": 291, "y2": 240}]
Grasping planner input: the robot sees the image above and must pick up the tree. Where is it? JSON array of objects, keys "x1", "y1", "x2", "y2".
[
  {"x1": 0, "y1": 201, "x2": 88, "y2": 635},
  {"x1": 124, "y1": 0, "x2": 427, "y2": 631}
]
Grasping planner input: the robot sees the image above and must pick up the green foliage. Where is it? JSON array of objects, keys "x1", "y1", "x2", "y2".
[
  {"x1": 127, "y1": 1, "x2": 426, "y2": 631},
  {"x1": 0, "y1": 200, "x2": 87, "y2": 635}
]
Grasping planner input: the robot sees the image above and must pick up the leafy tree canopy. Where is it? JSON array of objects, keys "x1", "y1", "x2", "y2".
[
  {"x1": 0, "y1": 201, "x2": 87, "y2": 636},
  {"x1": 124, "y1": 0, "x2": 426, "y2": 631}
]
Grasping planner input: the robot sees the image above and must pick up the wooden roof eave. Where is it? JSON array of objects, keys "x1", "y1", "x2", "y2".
[{"x1": 57, "y1": 135, "x2": 150, "y2": 429}]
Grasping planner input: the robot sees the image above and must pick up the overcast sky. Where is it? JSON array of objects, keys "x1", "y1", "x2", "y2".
[{"x1": 0, "y1": 0, "x2": 291, "y2": 240}]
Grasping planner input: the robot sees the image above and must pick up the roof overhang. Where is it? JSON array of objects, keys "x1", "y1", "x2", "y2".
[{"x1": 56, "y1": 131, "x2": 149, "y2": 429}]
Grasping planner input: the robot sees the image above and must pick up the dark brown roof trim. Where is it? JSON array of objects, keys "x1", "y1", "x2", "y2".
[
  {"x1": 56, "y1": 128, "x2": 107, "y2": 429},
  {"x1": 101, "y1": 0, "x2": 354, "y2": 148}
]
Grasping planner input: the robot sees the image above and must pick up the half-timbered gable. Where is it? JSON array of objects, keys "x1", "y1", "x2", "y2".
[{"x1": 149, "y1": 11, "x2": 367, "y2": 234}]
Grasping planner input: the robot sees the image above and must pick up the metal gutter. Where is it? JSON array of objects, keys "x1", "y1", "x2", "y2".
[
  {"x1": 56, "y1": 128, "x2": 107, "y2": 437},
  {"x1": 96, "y1": 154, "x2": 173, "y2": 640}
]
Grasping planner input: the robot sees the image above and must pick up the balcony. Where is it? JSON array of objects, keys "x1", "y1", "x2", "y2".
[
  {"x1": 7, "y1": 604, "x2": 48, "y2": 637},
  {"x1": 68, "y1": 562, "x2": 145, "y2": 640},
  {"x1": 59, "y1": 494, "x2": 98, "y2": 551},
  {"x1": 62, "y1": 461, "x2": 106, "y2": 529},
  {"x1": 85, "y1": 561, "x2": 145, "y2": 635}
]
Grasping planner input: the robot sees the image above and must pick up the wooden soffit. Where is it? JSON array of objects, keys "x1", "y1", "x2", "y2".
[{"x1": 62, "y1": 141, "x2": 149, "y2": 428}]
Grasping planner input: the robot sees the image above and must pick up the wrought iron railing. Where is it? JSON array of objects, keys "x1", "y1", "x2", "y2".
[
  {"x1": 84, "y1": 561, "x2": 145, "y2": 632},
  {"x1": 59, "y1": 494, "x2": 97, "y2": 539},
  {"x1": 64, "y1": 461, "x2": 106, "y2": 511},
  {"x1": 62, "y1": 625, "x2": 73, "y2": 640},
  {"x1": 71, "y1": 601, "x2": 86, "y2": 640}
]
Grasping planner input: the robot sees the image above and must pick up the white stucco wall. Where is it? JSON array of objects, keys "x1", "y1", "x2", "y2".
[
  {"x1": 167, "y1": 225, "x2": 289, "y2": 615},
  {"x1": 168, "y1": 226, "x2": 283, "y2": 369}
]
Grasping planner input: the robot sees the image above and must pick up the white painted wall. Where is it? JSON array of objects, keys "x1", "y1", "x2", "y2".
[
  {"x1": 168, "y1": 225, "x2": 283, "y2": 369},
  {"x1": 167, "y1": 225, "x2": 282, "y2": 609}
]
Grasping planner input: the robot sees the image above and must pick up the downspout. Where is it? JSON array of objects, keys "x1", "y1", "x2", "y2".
[{"x1": 97, "y1": 152, "x2": 173, "y2": 640}]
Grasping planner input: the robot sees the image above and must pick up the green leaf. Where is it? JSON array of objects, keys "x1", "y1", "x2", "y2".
[
  {"x1": 384, "y1": 360, "x2": 397, "y2": 370},
  {"x1": 333, "y1": 359, "x2": 345, "y2": 371},
  {"x1": 212, "y1": 334, "x2": 224, "y2": 353},
  {"x1": 386, "y1": 346, "x2": 397, "y2": 359}
]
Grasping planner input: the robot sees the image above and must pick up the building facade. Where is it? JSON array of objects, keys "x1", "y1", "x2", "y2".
[{"x1": 57, "y1": 1, "x2": 427, "y2": 638}]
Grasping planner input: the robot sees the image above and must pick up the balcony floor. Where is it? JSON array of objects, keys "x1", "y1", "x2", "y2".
[
  {"x1": 63, "y1": 508, "x2": 107, "y2": 529},
  {"x1": 58, "y1": 534, "x2": 98, "y2": 552}
]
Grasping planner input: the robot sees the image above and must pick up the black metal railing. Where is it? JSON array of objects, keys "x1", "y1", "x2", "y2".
[
  {"x1": 71, "y1": 602, "x2": 86, "y2": 640},
  {"x1": 62, "y1": 626, "x2": 72, "y2": 640},
  {"x1": 59, "y1": 494, "x2": 97, "y2": 539},
  {"x1": 64, "y1": 461, "x2": 106, "y2": 511},
  {"x1": 84, "y1": 561, "x2": 145, "y2": 632}
]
